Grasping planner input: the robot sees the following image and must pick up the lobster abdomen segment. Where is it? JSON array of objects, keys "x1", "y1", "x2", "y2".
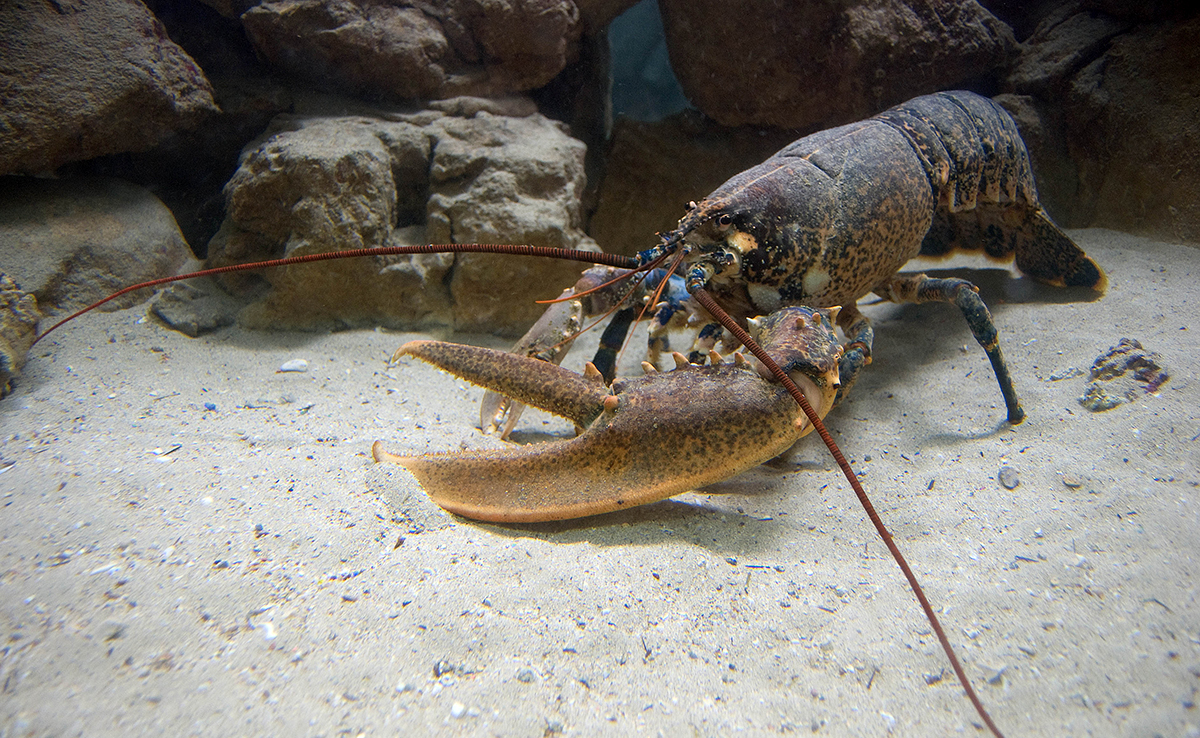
[
  {"x1": 877, "y1": 91, "x2": 1105, "y2": 291},
  {"x1": 874, "y1": 91, "x2": 1036, "y2": 213}
]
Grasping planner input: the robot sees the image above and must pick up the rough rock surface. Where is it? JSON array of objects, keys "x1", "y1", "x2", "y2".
[
  {"x1": 657, "y1": 0, "x2": 1015, "y2": 129},
  {"x1": 0, "y1": 272, "x2": 39, "y2": 399},
  {"x1": 1078, "y1": 338, "x2": 1169, "y2": 411},
  {"x1": 590, "y1": 113, "x2": 798, "y2": 257},
  {"x1": 429, "y1": 115, "x2": 599, "y2": 333},
  {"x1": 0, "y1": 0, "x2": 219, "y2": 176},
  {"x1": 241, "y1": 0, "x2": 582, "y2": 101},
  {"x1": 208, "y1": 106, "x2": 597, "y2": 334},
  {"x1": 0, "y1": 177, "x2": 195, "y2": 316},
  {"x1": 207, "y1": 114, "x2": 451, "y2": 331},
  {"x1": 1004, "y1": 11, "x2": 1200, "y2": 242}
]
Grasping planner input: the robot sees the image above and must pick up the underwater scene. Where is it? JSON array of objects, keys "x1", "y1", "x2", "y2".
[{"x1": 0, "y1": 0, "x2": 1197, "y2": 735}]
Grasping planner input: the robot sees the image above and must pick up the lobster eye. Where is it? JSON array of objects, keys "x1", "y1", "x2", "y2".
[{"x1": 716, "y1": 213, "x2": 733, "y2": 230}]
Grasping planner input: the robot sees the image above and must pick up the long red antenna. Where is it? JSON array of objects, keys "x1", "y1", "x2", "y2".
[
  {"x1": 32, "y1": 244, "x2": 639, "y2": 345},
  {"x1": 690, "y1": 287, "x2": 1003, "y2": 738},
  {"x1": 34, "y1": 240, "x2": 1004, "y2": 735}
]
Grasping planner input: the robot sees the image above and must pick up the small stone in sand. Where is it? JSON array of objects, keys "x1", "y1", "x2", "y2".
[
  {"x1": 998, "y1": 466, "x2": 1020, "y2": 489},
  {"x1": 278, "y1": 359, "x2": 309, "y2": 373}
]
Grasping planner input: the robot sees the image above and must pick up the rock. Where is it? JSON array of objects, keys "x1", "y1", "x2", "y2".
[
  {"x1": 428, "y1": 96, "x2": 540, "y2": 118},
  {"x1": 657, "y1": 0, "x2": 1016, "y2": 129},
  {"x1": 1078, "y1": 338, "x2": 1169, "y2": 412},
  {"x1": 93, "y1": 0, "x2": 297, "y2": 253},
  {"x1": 207, "y1": 111, "x2": 451, "y2": 331},
  {"x1": 208, "y1": 107, "x2": 596, "y2": 334},
  {"x1": 240, "y1": 0, "x2": 582, "y2": 101},
  {"x1": 589, "y1": 112, "x2": 798, "y2": 257},
  {"x1": 1005, "y1": 9, "x2": 1131, "y2": 94},
  {"x1": 1063, "y1": 18, "x2": 1200, "y2": 242},
  {"x1": 978, "y1": 0, "x2": 1076, "y2": 41},
  {"x1": 998, "y1": 466, "x2": 1020, "y2": 489},
  {"x1": 1004, "y1": 12, "x2": 1200, "y2": 241},
  {"x1": 0, "y1": 177, "x2": 195, "y2": 316},
  {"x1": 0, "y1": 0, "x2": 218, "y2": 175},
  {"x1": 428, "y1": 114, "x2": 599, "y2": 334},
  {"x1": 149, "y1": 280, "x2": 244, "y2": 338},
  {"x1": 0, "y1": 272, "x2": 40, "y2": 399}
]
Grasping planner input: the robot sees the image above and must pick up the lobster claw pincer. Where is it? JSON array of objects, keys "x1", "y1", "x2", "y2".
[{"x1": 373, "y1": 306, "x2": 844, "y2": 523}]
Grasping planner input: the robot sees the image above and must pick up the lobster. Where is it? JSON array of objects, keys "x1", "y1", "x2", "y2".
[
  {"x1": 484, "y1": 90, "x2": 1104, "y2": 438},
  {"x1": 28, "y1": 91, "x2": 1106, "y2": 737}
]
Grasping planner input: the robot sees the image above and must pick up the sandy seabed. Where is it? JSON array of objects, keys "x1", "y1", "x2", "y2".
[{"x1": 1, "y1": 228, "x2": 1197, "y2": 737}]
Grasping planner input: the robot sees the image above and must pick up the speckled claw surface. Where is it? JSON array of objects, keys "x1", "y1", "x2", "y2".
[{"x1": 374, "y1": 306, "x2": 843, "y2": 523}]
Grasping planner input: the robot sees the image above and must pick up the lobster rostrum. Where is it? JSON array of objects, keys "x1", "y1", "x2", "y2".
[{"x1": 28, "y1": 91, "x2": 1108, "y2": 738}]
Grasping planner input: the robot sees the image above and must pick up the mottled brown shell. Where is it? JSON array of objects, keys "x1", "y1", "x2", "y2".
[{"x1": 659, "y1": 91, "x2": 1104, "y2": 318}]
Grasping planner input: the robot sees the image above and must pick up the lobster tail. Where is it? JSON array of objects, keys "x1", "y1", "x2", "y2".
[{"x1": 879, "y1": 91, "x2": 1105, "y2": 292}]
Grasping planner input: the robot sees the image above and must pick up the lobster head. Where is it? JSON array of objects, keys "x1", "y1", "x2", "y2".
[{"x1": 651, "y1": 158, "x2": 835, "y2": 309}]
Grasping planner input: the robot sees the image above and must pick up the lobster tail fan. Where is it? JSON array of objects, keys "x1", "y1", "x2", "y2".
[{"x1": 1018, "y1": 210, "x2": 1107, "y2": 291}]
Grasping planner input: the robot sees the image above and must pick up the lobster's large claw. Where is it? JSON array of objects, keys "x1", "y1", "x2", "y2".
[{"x1": 376, "y1": 307, "x2": 843, "y2": 523}]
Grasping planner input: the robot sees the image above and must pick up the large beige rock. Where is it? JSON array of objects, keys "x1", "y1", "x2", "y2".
[
  {"x1": 428, "y1": 114, "x2": 599, "y2": 333},
  {"x1": 0, "y1": 0, "x2": 218, "y2": 175},
  {"x1": 0, "y1": 177, "x2": 194, "y2": 316},
  {"x1": 208, "y1": 105, "x2": 598, "y2": 334},
  {"x1": 658, "y1": 0, "x2": 1015, "y2": 130},
  {"x1": 208, "y1": 114, "x2": 451, "y2": 331}
]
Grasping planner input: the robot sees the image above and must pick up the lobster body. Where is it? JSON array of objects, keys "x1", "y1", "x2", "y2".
[{"x1": 658, "y1": 91, "x2": 1103, "y2": 318}]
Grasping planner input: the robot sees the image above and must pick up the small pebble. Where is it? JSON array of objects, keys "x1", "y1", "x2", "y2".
[
  {"x1": 278, "y1": 359, "x2": 309, "y2": 373},
  {"x1": 203, "y1": 402, "x2": 217, "y2": 411},
  {"x1": 1060, "y1": 474, "x2": 1082, "y2": 489},
  {"x1": 450, "y1": 701, "x2": 466, "y2": 718},
  {"x1": 516, "y1": 668, "x2": 537, "y2": 683},
  {"x1": 998, "y1": 466, "x2": 1020, "y2": 490},
  {"x1": 1048, "y1": 366, "x2": 1083, "y2": 381}
]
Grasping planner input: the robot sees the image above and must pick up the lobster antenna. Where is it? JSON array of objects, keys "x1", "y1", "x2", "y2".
[
  {"x1": 36, "y1": 239, "x2": 1003, "y2": 735},
  {"x1": 690, "y1": 287, "x2": 1004, "y2": 738},
  {"x1": 32, "y1": 244, "x2": 639, "y2": 345}
]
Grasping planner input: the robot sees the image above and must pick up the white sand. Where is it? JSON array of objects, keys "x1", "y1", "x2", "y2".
[{"x1": 1, "y1": 228, "x2": 1197, "y2": 736}]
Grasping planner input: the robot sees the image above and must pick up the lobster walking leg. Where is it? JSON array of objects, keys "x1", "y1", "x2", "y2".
[
  {"x1": 592, "y1": 307, "x2": 638, "y2": 382},
  {"x1": 833, "y1": 305, "x2": 874, "y2": 407},
  {"x1": 876, "y1": 272, "x2": 1024, "y2": 424}
]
